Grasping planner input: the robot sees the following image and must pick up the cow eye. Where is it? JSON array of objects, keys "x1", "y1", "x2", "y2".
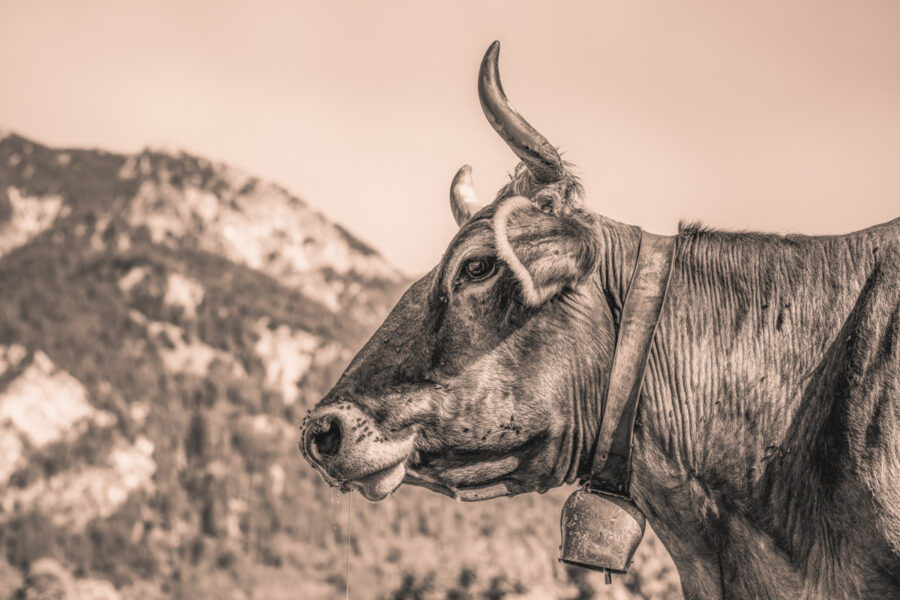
[{"x1": 462, "y1": 257, "x2": 496, "y2": 281}]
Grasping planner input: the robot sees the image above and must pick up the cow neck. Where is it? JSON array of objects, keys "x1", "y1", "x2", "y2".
[{"x1": 587, "y1": 231, "x2": 676, "y2": 497}]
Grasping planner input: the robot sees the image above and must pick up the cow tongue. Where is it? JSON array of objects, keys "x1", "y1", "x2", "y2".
[{"x1": 352, "y1": 462, "x2": 406, "y2": 501}]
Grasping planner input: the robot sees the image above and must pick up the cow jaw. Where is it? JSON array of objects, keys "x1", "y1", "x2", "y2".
[
  {"x1": 403, "y1": 451, "x2": 522, "y2": 500},
  {"x1": 403, "y1": 466, "x2": 515, "y2": 502}
]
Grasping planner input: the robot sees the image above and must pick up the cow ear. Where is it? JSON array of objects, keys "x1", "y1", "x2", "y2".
[{"x1": 493, "y1": 196, "x2": 599, "y2": 306}]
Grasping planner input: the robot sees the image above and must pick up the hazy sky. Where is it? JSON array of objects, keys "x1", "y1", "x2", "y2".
[{"x1": 2, "y1": 1, "x2": 898, "y2": 274}]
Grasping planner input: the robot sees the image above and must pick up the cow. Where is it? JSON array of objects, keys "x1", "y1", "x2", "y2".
[{"x1": 301, "y1": 42, "x2": 900, "y2": 599}]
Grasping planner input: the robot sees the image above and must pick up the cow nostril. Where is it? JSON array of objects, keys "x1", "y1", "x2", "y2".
[{"x1": 310, "y1": 417, "x2": 342, "y2": 458}]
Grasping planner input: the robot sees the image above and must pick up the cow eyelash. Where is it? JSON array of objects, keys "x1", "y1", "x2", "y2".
[{"x1": 460, "y1": 257, "x2": 497, "y2": 282}]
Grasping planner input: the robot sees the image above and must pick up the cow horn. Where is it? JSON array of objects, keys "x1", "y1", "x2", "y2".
[
  {"x1": 478, "y1": 41, "x2": 566, "y2": 183},
  {"x1": 449, "y1": 165, "x2": 483, "y2": 227}
]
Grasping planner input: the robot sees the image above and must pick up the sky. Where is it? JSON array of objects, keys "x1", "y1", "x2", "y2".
[{"x1": 1, "y1": 1, "x2": 898, "y2": 275}]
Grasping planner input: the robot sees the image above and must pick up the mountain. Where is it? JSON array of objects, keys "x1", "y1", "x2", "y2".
[{"x1": 0, "y1": 131, "x2": 679, "y2": 599}]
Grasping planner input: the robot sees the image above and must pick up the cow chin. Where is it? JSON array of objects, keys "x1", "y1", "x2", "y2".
[
  {"x1": 403, "y1": 451, "x2": 533, "y2": 501},
  {"x1": 403, "y1": 469, "x2": 516, "y2": 501}
]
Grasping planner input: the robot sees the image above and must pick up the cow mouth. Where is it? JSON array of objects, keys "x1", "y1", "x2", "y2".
[
  {"x1": 341, "y1": 449, "x2": 517, "y2": 502},
  {"x1": 343, "y1": 460, "x2": 408, "y2": 501},
  {"x1": 305, "y1": 425, "x2": 416, "y2": 501}
]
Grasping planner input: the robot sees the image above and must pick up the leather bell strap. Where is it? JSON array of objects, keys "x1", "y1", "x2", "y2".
[{"x1": 588, "y1": 231, "x2": 676, "y2": 497}]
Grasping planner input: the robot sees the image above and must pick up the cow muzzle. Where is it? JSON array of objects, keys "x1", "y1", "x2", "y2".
[{"x1": 300, "y1": 402, "x2": 415, "y2": 501}]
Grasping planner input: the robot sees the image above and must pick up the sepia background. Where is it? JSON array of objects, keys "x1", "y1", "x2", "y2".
[{"x1": 0, "y1": 1, "x2": 898, "y2": 598}]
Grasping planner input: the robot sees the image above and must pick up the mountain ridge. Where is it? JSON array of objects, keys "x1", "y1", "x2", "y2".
[
  {"x1": 0, "y1": 131, "x2": 414, "y2": 598},
  {"x1": 0, "y1": 131, "x2": 679, "y2": 600}
]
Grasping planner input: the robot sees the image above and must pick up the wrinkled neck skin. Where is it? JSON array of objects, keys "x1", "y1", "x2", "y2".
[{"x1": 579, "y1": 217, "x2": 895, "y2": 599}]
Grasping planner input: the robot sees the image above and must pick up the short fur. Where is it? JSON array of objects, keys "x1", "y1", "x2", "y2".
[
  {"x1": 634, "y1": 217, "x2": 900, "y2": 599},
  {"x1": 304, "y1": 165, "x2": 900, "y2": 599},
  {"x1": 301, "y1": 44, "x2": 900, "y2": 597}
]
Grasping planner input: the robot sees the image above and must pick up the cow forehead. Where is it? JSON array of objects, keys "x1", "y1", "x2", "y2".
[{"x1": 439, "y1": 196, "x2": 541, "y2": 271}]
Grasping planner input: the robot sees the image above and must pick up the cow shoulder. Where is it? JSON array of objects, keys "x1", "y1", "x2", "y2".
[{"x1": 814, "y1": 246, "x2": 900, "y2": 593}]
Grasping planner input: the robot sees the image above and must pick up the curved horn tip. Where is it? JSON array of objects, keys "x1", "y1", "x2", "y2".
[
  {"x1": 479, "y1": 42, "x2": 501, "y2": 93},
  {"x1": 486, "y1": 40, "x2": 500, "y2": 59},
  {"x1": 449, "y1": 164, "x2": 482, "y2": 228},
  {"x1": 477, "y1": 41, "x2": 565, "y2": 183},
  {"x1": 454, "y1": 164, "x2": 473, "y2": 181}
]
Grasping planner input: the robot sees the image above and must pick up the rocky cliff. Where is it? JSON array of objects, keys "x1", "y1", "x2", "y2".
[{"x1": 0, "y1": 132, "x2": 679, "y2": 599}]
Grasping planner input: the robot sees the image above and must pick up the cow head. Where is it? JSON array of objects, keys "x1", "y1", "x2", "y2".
[{"x1": 301, "y1": 42, "x2": 623, "y2": 502}]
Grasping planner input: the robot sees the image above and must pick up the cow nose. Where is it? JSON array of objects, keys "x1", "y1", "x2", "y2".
[{"x1": 305, "y1": 414, "x2": 343, "y2": 462}]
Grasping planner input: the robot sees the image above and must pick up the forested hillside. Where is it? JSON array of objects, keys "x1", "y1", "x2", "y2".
[{"x1": 0, "y1": 132, "x2": 679, "y2": 599}]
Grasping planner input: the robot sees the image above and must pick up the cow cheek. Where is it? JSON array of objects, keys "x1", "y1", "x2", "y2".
[
  {"x1": 436, "y1": 386, "x2": 508, "y2": 447},
  {"x1": 439, "y1": 294, "x2": 510, "y2": 369}
]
